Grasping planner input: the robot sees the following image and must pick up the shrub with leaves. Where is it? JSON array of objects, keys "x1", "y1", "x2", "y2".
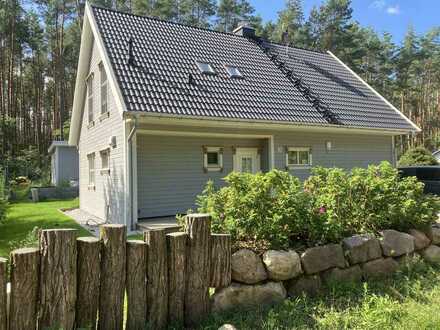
[
  {"x1": 197, "y1": 170, "x2": 312, "y2": 250},
  {"x1": 196, "y1": 163, "x2": 440, "y2": 249},
  {"x1": 398, "y1": 147, "x2": 438, "y2": 166},
  {"x1": 0, "y1": 170, "x2": 8, "y2": 223},
  {"x1": 304, "y1": 162, "x2": 440, "y2": 242}
]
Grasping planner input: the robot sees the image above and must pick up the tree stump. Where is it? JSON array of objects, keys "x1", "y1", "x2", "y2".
[
  {"x1": 166, "y1": 232, "x2": 187, "y2": 326},
  {"x1": 9, "y1": 247, "x2": 39, "y2": 330},
  {"x1": 39, "y1": 229, "x2": 77, "y2": 330},
  {"x1": 126, "y1": 240, "x2": 147, "y2": 330},
  {"x1": 76, "y1": 237, "x2": 101, "y2": 329},
  {"x1": 0, "y1": 258, "x2": 7, "y2": 330},
  {"x1": 185, "y1": 214, "x2": 211, "y2": 326},
  {"x1": 144, "y1": 229, "x2": 168, "y2": 330},
  {"x1": 210, "y1": 234, "x2": 232, "y2": 288},
  {"x1": 98, "y1": 224, "x2": 126, "y2": 330}
]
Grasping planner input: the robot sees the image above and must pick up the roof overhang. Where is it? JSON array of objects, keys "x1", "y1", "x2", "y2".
[{"x1": 126, "y1": 111, "x2": 416, "y2": 137}]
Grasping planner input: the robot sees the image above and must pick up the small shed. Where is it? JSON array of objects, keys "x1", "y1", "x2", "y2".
[{"x1": 48, "y1": 141, "x2": 79, "y2": 186}]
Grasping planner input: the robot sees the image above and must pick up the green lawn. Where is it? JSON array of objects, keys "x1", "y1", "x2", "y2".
[
  {"x1": 199, "y1": 260, "x2": 440, "y2": 329},
  {"x1": 0, "y1": 198, "x2": 91, "y2": 258}
]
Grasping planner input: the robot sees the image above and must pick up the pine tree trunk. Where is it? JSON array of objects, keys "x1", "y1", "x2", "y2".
[
  {"x1": 210, "y1": 233, "x2": 231, "y2": 288},
  {"x1": 0, "y1": 258, "x2": 7, "y2": 330},
  {"x1": 166, "y1": 232, "x2": 187, "y2": 326},
  {"x1": 38, "y1": 229, "x2": 77, "y2": 330},
  {"x1": 144, "y1": 229, "x2": 168, "y2": 330},
  {"x1": 126, "y1": 240, "x2": 147, "y2": 330},
  {"x1": 76, "y1": 237, "x2": 101, "y2": 330},
  {"x1": 99, "y1": 224, "x2": 126, "y2": 330},
  {"x1": 9, "y1": 247, "x2": 39, "y2": 330},
  {"x1": 185, "y1": 214, "x2": 211, "y2": 327}
]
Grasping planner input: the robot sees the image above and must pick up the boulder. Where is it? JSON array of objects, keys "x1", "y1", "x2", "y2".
[
  {"x1": 379, "y1": 230, "x2": 415, "y2": 257},
  {"x1": 362, "y1": 258, "x2": 399, "y2": 280},
  {"x1": 342, "y1": 234, "x2": 382, "y2": 265},
  {"x1": 408, "y1": 229, "x2": 431, "y2": 250},
  {"x1": 287, "y1": 275, "x2": 321, "y2": 297},
  {"x1": 421, "y1": 245, "x2": 440, "y2": 264},
  {"x1": 231, "y1": 249, "x2": 267, "y2": 284},
  {"x1": 218, "y1": 325, "x2": 237, "y2": 330},
  {"x1": 262, "y1": 250, "x2": 302, "y2": 281},
  {"x1": 211, "y1": 282, "x2": 286, "y2": 313},
  {"x1": 321, "y1": 265, "x2": 362, "y2": 285},
  {"x1": 426, "y1": 225, "x2": 440, "y2": 245},
  {"x1": 301, "y1": 244, "x2": 346, "y2": 274}
]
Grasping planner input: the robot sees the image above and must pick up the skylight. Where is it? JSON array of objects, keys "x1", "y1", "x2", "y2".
[
  {"x1": 225, "y1": 65, "x2": 243, "y2": 78},
  {"x1": 196, "y1": 61, "x2": 215, "y2": 75}
]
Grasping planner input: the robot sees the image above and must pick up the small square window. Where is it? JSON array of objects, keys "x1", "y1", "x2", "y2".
[
  {"x1": 196, "y1": 61, "x2": 216, "y2": 75},
  {"x1": 286, "y1": 147, "x2": 312, "y2": 167},
  {"x1": 203, "y1": 147, "x2": 223, "y2": 172},
  {"x1": 225, "y1": 65, "x2": 243, "y2": 78}
]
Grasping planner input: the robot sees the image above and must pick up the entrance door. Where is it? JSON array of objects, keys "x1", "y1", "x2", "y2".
[{"x1": 234, "y1": 148, "x2": 261, "y2": 174}]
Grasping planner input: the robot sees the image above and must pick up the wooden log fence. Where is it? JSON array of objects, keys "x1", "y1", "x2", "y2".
[{"x1": 0, "y1": 214, "x2": 231, "y2": 329}]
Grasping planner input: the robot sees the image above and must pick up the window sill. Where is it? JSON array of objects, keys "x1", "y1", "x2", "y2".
[
  {"x1": 204, "y1": 166, "x2": 223, "y2": 173},
  {"x1": 286, "y1": 165, "x2": 312, "y2": 170},
  {"x1": 100, "y1": 169, "x2": 110, "y2": 175},
  {"x1": 88, "y1": 185, "x2": 96, "y2": 191},
  {"x1": 87, "y1": 121, "x2": 95, "y2": 129},
  {"x1": 99, "y1": 111, "x2": 110, "y2": 122}
]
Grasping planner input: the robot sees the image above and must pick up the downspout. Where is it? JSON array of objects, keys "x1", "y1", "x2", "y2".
[{"x1": 127, "y1": 116, "x2": 137, "y2": 230}]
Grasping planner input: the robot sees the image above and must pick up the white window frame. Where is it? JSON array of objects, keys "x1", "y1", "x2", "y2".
[
  {"x1": 86, "y1": 73, "x2": 94, "y2": 126},
  {"x1": 225, "y1": 65, "x2": 243, "y2": 78},
  {"x1": 286, "y1": 147, "x2": 312, "y2": 168},
  {"x1": 99, "y1": 62, "x2": 108, "y2": 117},
  {"x1": 87, "y1": 153, "x2": 96, "y2": 189},
  {"x1": 196, "y1": 61, "x2": 216, "y2": 75},
  {"x1": 203, "y1": 146, "x2": 223, "y2": 172},
  {"x1": 100, "y1": 148, "x2": 110, "y2": 175}
]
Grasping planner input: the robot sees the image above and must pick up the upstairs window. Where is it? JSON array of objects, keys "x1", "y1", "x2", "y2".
[
  {"x1": 87, "y1": 74, "x2": 94, "y2": 124},
  {"x1": 87, "y1": 153, "x2": 96, "y2": 187},
  {"x1": 99, "y1": 63, "x2": 108, "y2": 115},
  {"x1": 286, "y1": 147, "x2": 312, "y2": 168},
  {"x1": 225, "y1": 65, "x2": 243, "y2": 78},
  {"x1": 196, "y1": 61, "x2": 216, "y2": 75}
]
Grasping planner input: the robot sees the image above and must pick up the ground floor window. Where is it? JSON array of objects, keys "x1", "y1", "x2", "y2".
[
  {"x1": 203, "y1": 146, "x2": 223, "y2": 172},
  {"x1": 286, "y1": 147, "x2": 312, "y2": 168},
  {"x1": 87, "y1": 153, "x2": 96, "y2": 188}
]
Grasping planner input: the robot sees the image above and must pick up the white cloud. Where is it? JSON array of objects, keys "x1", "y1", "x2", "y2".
[
  {"x1": 386, "y1": 5, "x2": 400, "y2": 15},
  {"x1": 370, "y1": 0, "x2": 386, "y2": 10}
]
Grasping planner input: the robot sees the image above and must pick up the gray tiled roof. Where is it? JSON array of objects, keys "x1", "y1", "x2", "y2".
[{"x1": 92, "y1": 6, "x2": 416, "y2": 131}]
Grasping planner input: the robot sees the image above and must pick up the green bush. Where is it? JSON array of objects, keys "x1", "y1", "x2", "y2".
[
  {"x1": 197, "y1": 170, "x2": 312, "y2": 250},
  {"x1": 0, "y1": 171, "x2": 8, "y2": 223},
  {"x1": 196, "y1": 163, "x2": 440, "y2": 250},
  {"x1": 398, "y1": 147, "x2": 438, "y2": 166},
  {"x1": 304, "y1": 162, "x2": 440, "y2": 242}
]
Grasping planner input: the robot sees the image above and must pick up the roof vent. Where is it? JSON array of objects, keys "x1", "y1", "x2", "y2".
[{"x1": 233, "y1": 21, "x2": 256, "y2": 39}]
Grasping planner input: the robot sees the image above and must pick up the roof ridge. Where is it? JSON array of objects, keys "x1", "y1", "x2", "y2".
[{"x1": 91, "y1": 5, "x2": 243, "y2": 39}]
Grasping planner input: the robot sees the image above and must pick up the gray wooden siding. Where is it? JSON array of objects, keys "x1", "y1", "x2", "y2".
[
  {"x1": 54, "y1": 147, "x2": 79, "y2": 185},
  {"x1": 78, "y1": 38, "x2": 126, "y2": 223},
  {"x1": 137, "y1": 125, "x2": 392, "y2": 218},
  {"x1": 137, "y1": 134, "x2": 267, "y2": 218}
]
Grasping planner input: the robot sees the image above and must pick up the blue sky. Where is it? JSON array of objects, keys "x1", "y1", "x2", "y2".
[{"x1": 250, "y1": 0, "x2": 440, "y2": 44}]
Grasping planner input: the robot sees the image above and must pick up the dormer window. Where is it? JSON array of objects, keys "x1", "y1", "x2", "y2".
[
  {"x1": 225, "y1": 65, "x2": 243, "y2": 78},
  {"x1": 196, "y1": 61, "x2": 215, "y2": 75}
]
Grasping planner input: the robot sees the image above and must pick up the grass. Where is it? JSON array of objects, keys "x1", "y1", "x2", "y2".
[
  {"x1": 199, "y1": 259, "x2": 440, "y2": 329},
  {"x1": 0, "y1": 198, "x2": 91, "y2": 258}
]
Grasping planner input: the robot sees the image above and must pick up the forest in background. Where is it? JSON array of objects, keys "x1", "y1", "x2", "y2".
[{"x1": 1, "y1": 0, "x2": 440, "y2": 180}]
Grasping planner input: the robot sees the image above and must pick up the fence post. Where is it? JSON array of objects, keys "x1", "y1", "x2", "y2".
[
  {"x1": 185, "y1": 214, "x2": 211, "y2": 326},
  {"x1": 0, "y1": 258, "x2": 7, "y2": 330},
  {"x1": 99, "y1": 224, "x2": 126, "y2": 330},
  {"x1": 76, "y1": 237, "x2": 101, "y2": 329},
  {"x1": 167, "y1": 232, "x2": 187, "y2": 326},
  {"x1": 39, "y1": 229, "x2": 77, "y2": 330},
  {"x1": 210, "y1": 234, "x2": 232, "y2": 288},
  {"x1": 144, "y1": 229, "x2": 168, "y2": 330},
  {"x1": 126, "y1": 240, "x2": 147, "y2": 330},
  {"x1": 9, "y1": 247, "x2": 39, "y2": 330}
]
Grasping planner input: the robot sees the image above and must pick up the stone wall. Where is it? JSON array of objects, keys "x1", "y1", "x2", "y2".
[{"x1": 211, "y1": 225, "x2": 440, "y2": 312}]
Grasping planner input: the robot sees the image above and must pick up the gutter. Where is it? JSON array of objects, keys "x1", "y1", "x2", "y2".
[{"x1": 127, "y1": 116, "x2": 137, "y2": 230}]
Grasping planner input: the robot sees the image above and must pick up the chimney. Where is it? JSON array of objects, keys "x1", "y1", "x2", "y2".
[{"x1": 233, "y1": 21, "x2": 256, "y2": 39}]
